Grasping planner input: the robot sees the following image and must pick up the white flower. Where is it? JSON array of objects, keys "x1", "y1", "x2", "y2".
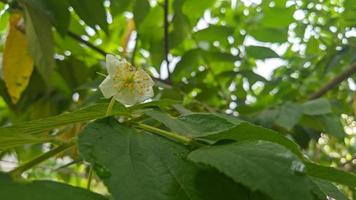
[{"x1": 99, "y1": 54, "x2": 154, "y2": 105}]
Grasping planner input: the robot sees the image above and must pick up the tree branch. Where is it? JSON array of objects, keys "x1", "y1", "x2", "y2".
[
  {"x1": 163, "y1": 0, "x2": 171, "y2": 83},
  {"x1": 308, "y1": 62, "x2": 356, "y2": 100},
  {"x1": 67, "y1": 31, "x2": 107, "y2": 56}
]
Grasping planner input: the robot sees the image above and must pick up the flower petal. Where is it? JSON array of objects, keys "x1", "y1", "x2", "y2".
[
  {"x1": 106, "y1": 54, "x2": 120, "y2": 76},
  {"x1": 134, "y1": 86, "x2": 154, "y2": 103},
  {"x1": 99, "y1": 76, "x2": 116, "y2": 98},
  {"x1": 114, "y1": 88, "x2": 137, "y2": 105},
  {"x1": 134, "y1": 69, "x2": 155, "y2": 87}
]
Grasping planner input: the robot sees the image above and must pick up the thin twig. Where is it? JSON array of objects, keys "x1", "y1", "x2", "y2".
[
  {"x1": 10, "y1": 141, "x2": 75, "y2": 177},
  {"x1": 68, "y1": 30, "x2": 171, "y2": 85},
  {"x1": 308, "y1": 63, "x2": 356, "y2": 100},
  {"x1": 163, "y1": 0, "x2": 171, "y2": 82},
  {"x1": 67, "y1": 31, "x2": 107, "y2": 56}
]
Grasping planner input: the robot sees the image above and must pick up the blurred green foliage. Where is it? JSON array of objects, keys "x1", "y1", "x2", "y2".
[{"x1": 0, "y1": 0, "x2": 355, "y2": 199}]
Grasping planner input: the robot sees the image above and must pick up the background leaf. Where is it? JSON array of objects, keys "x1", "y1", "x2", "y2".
[
  {"x1": 246, "y1": 46, "x2": 279, "y2": 60},
  {"x1": 302, "y1": 99, "x2": 332, "y2": 115},
  {"x1": 23, "y1": 1, "x2": 55, "y2": 84},
  {"x1": 188, "y1": 141, "x2": 314, "y2": 200},
  {"x1": 2, "y1": 13, "x2": 34, "y2": 104},
  {"x1": 69, "y1": 0, "x2": 108, "y2": 33}
]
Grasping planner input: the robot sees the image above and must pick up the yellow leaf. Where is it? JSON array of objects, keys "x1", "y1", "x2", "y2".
[{"x1": 2, "y1": 13, "x2": 34, "y2": 104}]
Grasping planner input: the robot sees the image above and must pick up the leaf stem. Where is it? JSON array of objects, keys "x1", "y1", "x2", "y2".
[
  {"x1": 106, "y1": 97, "x2": 116, "y2": 116},
  {"x1": 87, "y1": 165, "x2": 94, "y2": 191},
  {"x1": 10, "y1": 141, "x2": 75, "y2": 177},
  {"x1": 136, "y1": 123, "x2": 193, "y2": 145}
]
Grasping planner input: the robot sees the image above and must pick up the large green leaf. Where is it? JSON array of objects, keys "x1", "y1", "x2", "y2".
[
  {"x1": 0, "y1": 103, "x2": 126, "y2": 150},
  {"x1": 78, "y1": 118, "x2": 253, "y2": 200},
  {"x1": 69, "y1": 0, "x2": 108, "y2": 33},
  {"x1": 145, "y1": 110, "x2": 237, "y2": 137},
  {"x1": 188, "y1": 141, "x2": 315, "y2": 200},
  {"x1": 0, "y1": 173, "x2": 107, "y2": 200},
  {"x1": 23, "y1": 1, "x2": 55, "y2": 84},
  {"x1": 197, "y1": 122, "x2": 304, "y2": 158}
]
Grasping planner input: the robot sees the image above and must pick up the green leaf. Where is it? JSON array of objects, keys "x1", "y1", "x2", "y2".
[
  {"x1": 302, "y1": 98, "x2": 332, "y2": 115},
  {"x1": 133, "y1": 0, "x2": 150, "y2": 29},
  {"x1": 311, "y1": 178, "x2": 348, "y2": 200},
  {"x1": 0, "y1": 103, "x2": 126, "y2": 150},
  {"x1": 275, "y1": 102, "x2": 303, "y2": 130},
  {"x1": 306, "y1": 38, "x2": 320, "y2": 55},
  {"x1": 69, "y1": 0, "x2": 108, "y2": 33},
  {"x1": 145, "y1": 110, "x2": 237, "y2": 137},
  {"x1": 319, "y1": 115, "x2": 346, "y2": 138},
  {"x1": 260, "y1": 7, "x2": 294, "y2": 28},
  {"x1": 28, "y1": 0, "x2": 70, "y2": 36},
  {"x1": 343, "y1": 0, "x2": 356, "y2": 26},
  {"x1": 253, "y1": 109, "x2": 279, "y2": 128},
  {"x1": 182, "y1": 0, "x2": 216, "y2": 21},
  {"x1": 248, "y1": 27, "x2": 288, "y2": 43},
  {"x1": 188, "y1": 141, "x2": 314, "y2": 200},
  {"x1": 172, "y1": 49, "x2": 204, "y2": 82},
  {"x1": 170, "y1": 0, "x2": 191, "y2": 48},
  {"x1": 78, "y1": 118, "x2": 252, "y2": 200},
  {"x1": 193, "y1": 26, "x2": 234, "y2": 46},
  {"x1": 305, "y1": 162, "x2": 356, "y2": 188},
  {"x1": 300, "y1": 114, "x2": 345, "y2": 138},
  {"x1": 0, "y1": 173, "x2": 107, "y2": 200},
  {"x1": 110, "y1": 0, "x2": 132, "y2": 16},
  {"x1": 139, "y1": 5, "x2": 163, "y2": 39},
  {"x1": 23, "y1": 1, "x2": 55, "y2": 84},
  {"x1": 197, "y1": 122, "x2": 304, "y2": 158},
  {"x1": 239, "y1": 70, "x2": 268, "y2": 83},
  {"x1": 246, "y1": 46, "x2": 279, "y2": 60}
]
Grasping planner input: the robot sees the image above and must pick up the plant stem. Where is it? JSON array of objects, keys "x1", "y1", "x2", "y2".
[
  {"x1": 67, "y1": 31, "x2": 107, "y2": 56},
  {"x1": 106, "y1": 97, "x2": 116, "y2": 116},
  {"x1": 87, "y1": 165, "x2": 94, "y2": 191},
  {"x1": 11, "y1": 141, "x2": 75, "y2": 177},
  {"x1": 136, "y1": 123, "x2": 192, "y2": 145}
]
